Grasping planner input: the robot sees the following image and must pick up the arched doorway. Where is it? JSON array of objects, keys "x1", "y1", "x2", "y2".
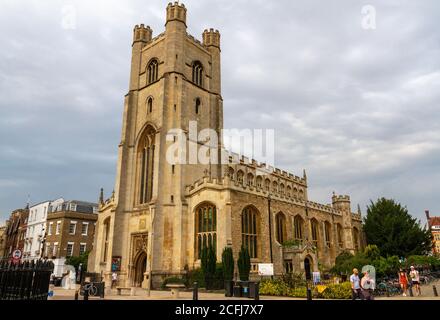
[
  {"x1": 134, "y1": 252, "x2": 147, "y2": 287},
  {"x1": 304, "y1": 257, "x2": 312, "y2": 281}
]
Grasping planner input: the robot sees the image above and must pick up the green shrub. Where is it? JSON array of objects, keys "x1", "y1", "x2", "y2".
[
  {"x1": 237, "y1": 245, "x2": 251, "y2": 281},
  {"x1": 290, "y1": 286, "x2": 307, "y2": 298},
  {"x1": 222, "y1": 247, "x2": 234, "y2": 281},
  {"x1": 259, "y1": 279, "x2": 290, "y2": 296},
  {"x1": 282, "y1": 272, "x2": 306, "y2": 288},
  {"x1": 201, "y1": 244, "x2": 217, "y2": 289},
  {"x1": 186, "y1": 268, "x2": 205, "y2": 288},
  {"x1": 321, "y1": 282, "x2": 352, "y2": 299},
  {"x1": 161, "y1": 276, "x2": 186, "y2": 289}
]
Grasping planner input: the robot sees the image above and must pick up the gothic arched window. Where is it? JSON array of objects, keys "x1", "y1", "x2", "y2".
[
  {"x1": 337, "y1": 223, "x2": 343, "y2": 248},
  {"x1": 324, "y1": 221, "x2": 331, "y2": 248},
  {"x1": 102, "y1": 218, "x2": 110, "y2": 263},
  {"x1": 256, "y1": 176, "x2": 262, "y2": 188},
  {"x1": 147, "y1": 59, "x2": 159, "y2": 84},
  {"x1": 195, "y1": 203, "x2": 217, "y2": 259},
  {"x1": 237, "y1": 170, "x2": 244, "y2": 185},
  {"x1": 195, "y1": 98, "x2": 201, "y2": 114},
  {"x1": 247, "y1": 173, "x2": 254, "y2": 186},
  {"x1": 294, "y1": 215, "x2": 304, "y2": 242},
  {"x1": 275, "y1": 212, "x2": 286, "y2": 244},
  {"x1": 242, "y1": 206, "x2": 258, "y2": 258},
  {"x1": 138, "y1": 126, "x2": 156, "y2": 204},
  {"x1": 192, "y1": 61, "x2": 203, "y2": 87},
  {"x1": 353, "y1": 227, "x2": 360, "y2": 251},
  {"x1": 264, "y1": 179, "x2": 270, "y2": 192},
  {"x1": 147, "y1": 97, "x2": 153, "y2": 113},
  {"x1": 272, "y1": 181, "x2": 278, "y2": 194},
  {"x1": 311, "y1": 218, "x2": 319, "y2": 247},
  {"x1": 228, "y1": 167, "x2": 234, "y2": 180}
]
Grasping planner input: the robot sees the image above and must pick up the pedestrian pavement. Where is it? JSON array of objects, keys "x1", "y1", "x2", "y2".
[{"x1": 49, "y1": 280, "x2": 440, "y2": 301}]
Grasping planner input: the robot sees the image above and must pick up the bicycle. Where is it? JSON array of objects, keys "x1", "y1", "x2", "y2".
[{"x1": 80, "y1": 282, "x2": 98, "y2": 296}]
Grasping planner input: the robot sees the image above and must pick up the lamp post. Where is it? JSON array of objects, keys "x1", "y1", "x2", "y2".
[
  {"x1": 146, "y1": 208, "x2": 155, "y2": 296},
  {"x1": 267, "y1": 193, "x2": 273, "y2": 265}
]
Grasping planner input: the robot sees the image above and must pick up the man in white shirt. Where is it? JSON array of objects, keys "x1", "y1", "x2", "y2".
[
  {"x1": 112, "y1": 272, "x2": 118, "y2": 289},
  {"x1": 409, "y1": 266, "x2": 421, "y2": 296},
  {"x1": 350, "y1": 268, "x2": 362, "y2": 300}
]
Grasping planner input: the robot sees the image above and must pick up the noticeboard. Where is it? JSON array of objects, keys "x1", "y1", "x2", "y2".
[
  {"x1": 111, "y1": 256, "x2": 121, "y2": 272},
  {"x1": 258, "y1": 263, "x2": 274, "y2": 276}
]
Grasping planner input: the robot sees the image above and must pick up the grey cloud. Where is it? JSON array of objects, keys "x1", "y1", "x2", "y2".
[{"x1": 1, "y1": 0, "x2": 440, "y2": 223}]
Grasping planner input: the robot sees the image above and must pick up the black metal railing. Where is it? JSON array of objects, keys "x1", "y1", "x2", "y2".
[{"x1": 0, "y1": 260, "x2": 54, "y2": 300}]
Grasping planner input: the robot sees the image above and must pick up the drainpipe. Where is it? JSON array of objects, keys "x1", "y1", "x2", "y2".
[{"x1": 268, "y1": 194, "x2": 273, "y2": 264}]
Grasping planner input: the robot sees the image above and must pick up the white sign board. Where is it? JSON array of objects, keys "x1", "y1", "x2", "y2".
[{"x1": 258, "y1": 263, "x2": 274, "y2": 276}]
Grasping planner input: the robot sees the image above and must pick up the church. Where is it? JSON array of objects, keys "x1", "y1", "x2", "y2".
[{"x1": 88, "y1": 2, "x2": 364, "y2": 289}]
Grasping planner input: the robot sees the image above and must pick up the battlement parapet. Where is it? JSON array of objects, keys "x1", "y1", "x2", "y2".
[
  {"x1": 203, "y1": 28, "x2": 220, "y2": 48},
  {"x1": 133, "y1": 24, "x2": 153, "y2": 43}
]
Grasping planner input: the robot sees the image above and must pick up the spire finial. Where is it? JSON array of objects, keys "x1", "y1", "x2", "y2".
[
  {"x1": 303, "y1": 169, "x2": 307, "y2": 181},
  {"x1": 357, "y1": 204, "x2": 362, "y2": 215},
  {"x1": 99, "y1": 188, "x2": 104, "y2": 204}
]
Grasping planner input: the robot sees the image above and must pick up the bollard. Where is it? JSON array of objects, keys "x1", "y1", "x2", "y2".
[
  {"x1": 74, "y1": 290, "x2": 79, "y2": 300},
  {"x1": 193, "y1": 282, "x2": 198, "y2": 300},
  {"x1": 100, "y1": 282, "x2": 105, "y2": 299},
  {"x1": 84, "y1": 288, "x2": 89, "y2": 301},
  {"x1": 409, "y1": 285, "x2": 414, "y2": 297},
  {"x1": 306, "y1": 280, "x2": 312, "y2": 300},
  {"x1": 433, "y1": 285, "x2": 438, "y2": 297},
  {"x1": 254, "y1": 282, "x2": 259, "y2": 301},
  {"x1": 307, "y1": 288, "x2": 312, "y2": 300}
]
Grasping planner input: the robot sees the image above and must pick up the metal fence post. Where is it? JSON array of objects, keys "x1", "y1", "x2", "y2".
[
  {"x1": 433, "y1": 285, "x2": 438, "y2": 297},
  {"x1": 193, "y1": 281, "x2": 198, "y2": 300}
]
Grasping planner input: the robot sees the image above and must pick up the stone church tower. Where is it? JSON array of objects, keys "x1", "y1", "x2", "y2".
[
  {"x1": 89, "y1": 3, "x2": 364, "y2": 289},
  {"x1": 89, "y1": 2, "x2": 225, "y2": 288}
]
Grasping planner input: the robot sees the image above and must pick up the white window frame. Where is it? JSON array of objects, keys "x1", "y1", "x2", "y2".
[
  {"x1": 81, "y1": 222, "x2": 89, "y2": 236},
  {"x1": 70, "y1": 203, "x2": 77, "y2": 211},
  {"x1": 55, "y1": 221, "x2": 61, "y2": 235},
  {"x1": 48, "y1": 222, "x2": 53, "y2": 235},
  {"x1": 69, "y1": 221, "x2": 77, "y2": 235},
  {"x1": 66, "y1": 242, "x2": 74, "y2": 257},
  {"x1": 45, "y1": 242, "x2": 50, "y2": 256},
  {"x1": 79, "y1": 243, "x2": 87, "y2": 255},
  {"x1": 53, "y1": 242, "x2": 59, "y2": 257}
]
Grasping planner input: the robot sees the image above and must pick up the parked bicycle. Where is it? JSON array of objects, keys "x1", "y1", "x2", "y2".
[{"x1": 80, "y1": 282, "x2": 98, "y2": 296}]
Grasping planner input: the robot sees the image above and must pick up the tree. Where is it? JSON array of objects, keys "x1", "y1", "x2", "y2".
[
  {"x1": 237, "y1": 245, "x2": 251, "y2": 281},
  {"x1": 65, "y1": 251, "x2": 89, "y2": 273},
  {"x1": 363, "y1": 198, "x2": 432, "y2": 257},
  {"x1": 221, "y1": 247, "x2": 234, "y2": 281},
  {"x1": 201, "y1": 244, "x2": 216, "y2": 289},
  {"x1": 364, "y1": 244, "x2": 381, "y2": 261}
]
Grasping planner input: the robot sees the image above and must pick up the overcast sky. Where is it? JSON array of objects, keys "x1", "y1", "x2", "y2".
[{"x1": 1, "y1": 0, "x2": 439, "y2": 225}]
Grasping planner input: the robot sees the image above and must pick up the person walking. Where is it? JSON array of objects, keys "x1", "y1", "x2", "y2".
[
  {"x1": 409, "y1": 266, "x2": 421, "y2": 296},
  {"x1": 350, "y1": 268, "x2": 362, "y2": 300},
  {"x1": 398, "y1": 268, "x2": 409, "y2": 296},
  {"x1": 111, "y1": 272, "x2": 118, "y2": 289},
  {"x1": 360, "y1": 270, "x2": 375, "y2": 300}
]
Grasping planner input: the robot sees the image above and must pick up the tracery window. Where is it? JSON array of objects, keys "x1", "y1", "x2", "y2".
[
  {"x1": 242, "y1": 206, "x2": 258, "y2": 258},
  {"x1": 192, "y1": 61, "x2": 203, "y2": 87},
  {"x1": 195, "y1": 203, "x2": 217, "y2": 259},
  {"x1": 147, "y1": 59, "x2": 159, "y2": 84},
  {"x1": 139, "y1": 126, "x2": 156, "y2": 204}
]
